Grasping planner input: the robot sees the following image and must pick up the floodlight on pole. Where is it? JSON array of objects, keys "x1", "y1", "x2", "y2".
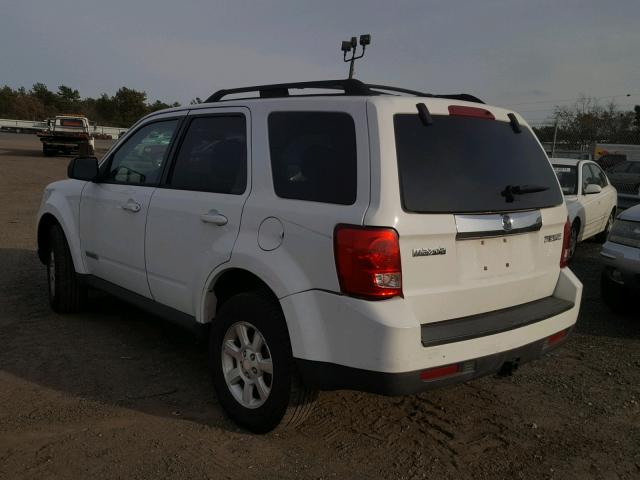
[{"x1": 341, "y1": 33, "x2": 371, "y2": 79}]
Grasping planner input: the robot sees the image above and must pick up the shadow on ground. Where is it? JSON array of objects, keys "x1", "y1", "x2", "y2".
[{"x1": 0, "y1": 247, "x2": 238, "y2": 431}]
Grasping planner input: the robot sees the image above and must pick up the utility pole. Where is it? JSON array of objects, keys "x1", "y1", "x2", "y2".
[
  {"x1": 551, "y1": 114, "x2": 559, "y2": 158},
  {"x1": 341, "y1": 34, "x2": 371, "y2": 79}
]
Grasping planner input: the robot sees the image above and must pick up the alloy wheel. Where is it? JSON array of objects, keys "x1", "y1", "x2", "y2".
[{"x1": 221, "y1": 321, "x2": 273, "y2": 409}]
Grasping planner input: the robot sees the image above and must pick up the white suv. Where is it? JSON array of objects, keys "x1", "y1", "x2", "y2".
[{"x1": 36, "y1": 79, "x2": 583, "y2": 433}]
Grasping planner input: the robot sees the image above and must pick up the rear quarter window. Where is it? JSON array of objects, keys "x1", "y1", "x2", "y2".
[{"x1": 268, "y1": 111, "x2": 357, "y2": 205}]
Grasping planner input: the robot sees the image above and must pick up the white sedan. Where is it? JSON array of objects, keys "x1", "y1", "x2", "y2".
[{"x1": 552, "y1": 158, "x2": 618, "y2": 260}]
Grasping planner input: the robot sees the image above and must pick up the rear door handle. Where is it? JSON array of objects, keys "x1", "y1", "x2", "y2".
[
  {"x1": 200, "y1": 210, "x2": 228, "y2": 226},
  {"x1": 121, "y1": 200, "x2": 141, "y2": 213}
]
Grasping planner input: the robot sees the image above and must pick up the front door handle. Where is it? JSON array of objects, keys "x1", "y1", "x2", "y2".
[
  {"x1": 121, "y1": 200, "x2": 141, "y2": 213},
  {"x1": 200, "y1": 210, "x2": 228, "y2": 226}
]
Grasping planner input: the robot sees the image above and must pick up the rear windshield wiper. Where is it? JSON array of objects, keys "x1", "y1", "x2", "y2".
[{"x1": 501, "y1": 184, "x2": 549, "y2": 203}]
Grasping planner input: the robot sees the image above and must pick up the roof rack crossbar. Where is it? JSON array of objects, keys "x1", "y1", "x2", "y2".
[{"x1": 206, "y1": 79, "x2": 371, "y2": 102}]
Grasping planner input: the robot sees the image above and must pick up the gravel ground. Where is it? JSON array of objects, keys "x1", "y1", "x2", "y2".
[{"x1": 0, "y1": 132, "x2": 638, "y2": 480}]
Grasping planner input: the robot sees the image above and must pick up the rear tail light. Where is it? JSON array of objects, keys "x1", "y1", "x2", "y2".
[
  {"x1": 420, "y1": 363, "x2": 460, "y2": 381},
  {"x1": 560, "y1": 217, "x2": 571, "y2": 268},
  {"x1": 544, "y1": 328, "x2": 569, "y2": 349},
  {"x1": 334, "y1": 225, "x2": 402, "y2": 300},
  {"x1": 420, "y1": 360, "x2": 474, "y2": 381}
]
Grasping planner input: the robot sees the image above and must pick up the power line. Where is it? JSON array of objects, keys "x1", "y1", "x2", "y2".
[
  {"x1": 516, "y1": 101, "x2": 640, "y2": 114},
  {"x1": 503, "y1": 93, "x2": 639, "y2": 108}
]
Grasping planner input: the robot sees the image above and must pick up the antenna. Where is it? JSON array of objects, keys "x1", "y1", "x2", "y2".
[{"x1": 341, "y1": 34, "x2": 371, "y2": 79}]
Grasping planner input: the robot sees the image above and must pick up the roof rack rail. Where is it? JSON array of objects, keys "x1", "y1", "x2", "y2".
[
  {"x1": 366, "y1": 84, "x2": 430, "y2": 97},
  {"x1": 205, "y1": 79, "x2": 484, "y2": 104},
  {"x1": 434, "y1": 93, "x2": 485, "y2": 104},
  {"x1": 206, "y1": 79, "x2": 371, "y2": 102},
  {"x1": 368, "y1": 85, "x2": 484, "y2": 104}
]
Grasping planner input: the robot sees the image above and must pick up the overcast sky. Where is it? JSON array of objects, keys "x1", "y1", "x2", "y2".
[{"x1": 1, "y1": 0, "x2": 639, "y2": 124}]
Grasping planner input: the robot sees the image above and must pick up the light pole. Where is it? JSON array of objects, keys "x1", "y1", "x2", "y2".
[{"x1": 341, "y1": 34, "x2": 371, "y2": 79}]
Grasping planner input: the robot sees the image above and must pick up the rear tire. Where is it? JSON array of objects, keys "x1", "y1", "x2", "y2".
[
  {"x1": 209, "y1": 290, "x2": 317, "y2": 433},
  {"x1": 47, "y1": 225, "x2": 86, "y2": 313}
]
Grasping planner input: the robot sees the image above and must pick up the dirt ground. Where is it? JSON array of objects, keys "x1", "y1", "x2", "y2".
[{"x1": 0, "y1": 132, "x2": 638, "y2": 480}]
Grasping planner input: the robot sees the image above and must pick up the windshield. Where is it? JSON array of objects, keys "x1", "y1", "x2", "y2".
[
  {"x1": 393, "y1": 114, "x2": 564, "y2": 213},
  {"x1": 552, "y1": 165, "x2": 578, "y2": 195}
]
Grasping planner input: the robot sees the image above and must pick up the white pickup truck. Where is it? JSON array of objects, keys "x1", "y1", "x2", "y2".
[{"x1": 38, "y1": 115, "x2": 95, "y2": 157}]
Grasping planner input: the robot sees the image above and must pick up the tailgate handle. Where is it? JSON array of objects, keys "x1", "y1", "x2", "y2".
[{"x1": 455, "y1": 210, "x2": 542, "y2": 240}]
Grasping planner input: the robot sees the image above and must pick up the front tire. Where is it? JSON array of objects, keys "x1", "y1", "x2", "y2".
[
  {"x1": 209, "y1": 291, "x2": 317, "y2": 433},
  {"x1": 43, "y1": 145, "x2": 55, "y2": 156},
  {"x1": 567, "y1": 221, "x2": 579, "y2": 262},
  {"x1": 595, "y1": 209, "x2": 616, "y2": 243},
  {"x1": 47, "y1": 225, "x2": 86, "y2": 313}
]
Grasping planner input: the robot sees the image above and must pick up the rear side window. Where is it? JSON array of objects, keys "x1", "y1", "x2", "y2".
[
  {"x1": 268, "y1": 112, "x2": 357, "y2": 205},
  {"x1": 394, "y1": 114, "x2": 563, "y2": 213},
  {"x1": 168, "y1": 115, "x2": 247, "y2": 194},
  {"x1": 609, "y1": 161, "x2": 631, "y2": 173}
]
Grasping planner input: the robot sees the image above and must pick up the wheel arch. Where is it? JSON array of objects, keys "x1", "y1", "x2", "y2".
[
  {"x1": 37, "y1": 213, "x2": 60, "y2": 264},
  {"x1": 36, "y1": 204, "x2": 86, "y2": 274},
  {"x1": 571, "y1": 214, "x2": 583, "y2": 240},
  {"x1": 201, "y1": 267, "x2": 281, "y2": 327}
]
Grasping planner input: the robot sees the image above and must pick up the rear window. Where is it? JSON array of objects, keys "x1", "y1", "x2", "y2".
[
  {"x1": 268, "y1": 112, "x2": 357, "y2": 205},
  {"x1": 59, "y1": 118, "x2": 84, "y2": 127},
  {"x1": 394, "y1": 114, "x2": 563, "y2": 213},
  {"x1": 553, "y1": 165, "x2": 578, "y2": 195}
]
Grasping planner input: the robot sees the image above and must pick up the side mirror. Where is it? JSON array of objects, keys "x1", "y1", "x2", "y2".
[
  {"x1": 68, "y1": 156, "x2": 99, "y2": 181},
  {"x1": 584, "y1": 183, "x2": 602, "y2": 195}
]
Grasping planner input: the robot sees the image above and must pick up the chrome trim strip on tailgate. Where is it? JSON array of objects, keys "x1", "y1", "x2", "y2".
[
  {"x1": 421, "y1": 296, "x2": 574, "y2": 347},
  {"x1": 455, "y1": 210, "x2": 542, "y2": 240}
]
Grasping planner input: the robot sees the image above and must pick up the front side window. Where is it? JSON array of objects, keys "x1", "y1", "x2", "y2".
[
  {"x1": 629, "y1": 162, "x2": 640, "y2": 174},
  {"x1": 582, "y1": 164, "x2": 597, "y2": 192},
  {"x1": 268, "y1": 112, "x2": 357, "y2": 205},
  {"x1": 588, "y1": 164, "x2": 608, "y2": 188},
  {"x1": 167, "y1": 115, "x2": 247, "y2": 194},
  {"x1": 105, "y1": 120, "x2": 179, "y2": 185},
  {"x1": 610, "y1": 161, "x2": 631, "y2": 173}
]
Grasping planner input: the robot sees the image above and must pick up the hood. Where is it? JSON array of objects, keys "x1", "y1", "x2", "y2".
[{"x1": 618, "y1": 204, "x2": 640, "y2": 222}]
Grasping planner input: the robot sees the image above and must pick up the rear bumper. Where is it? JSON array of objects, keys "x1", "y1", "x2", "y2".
[
  {"x1": 281, "y1": 268, "x2": 582, "y2": 387},
  {"x1": 296, "y1": 328, "x2": 571, "y2": 395}
]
